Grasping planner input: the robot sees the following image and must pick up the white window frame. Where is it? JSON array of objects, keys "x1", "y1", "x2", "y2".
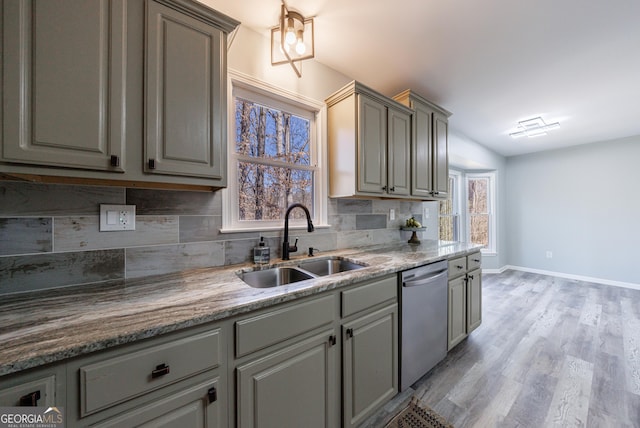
[
  {"x1": 465, "y1": 171, "x2": 497, "y2": 255},
  {"x1": 221, "y1": 70, "x2": 328, "y2": 232}
]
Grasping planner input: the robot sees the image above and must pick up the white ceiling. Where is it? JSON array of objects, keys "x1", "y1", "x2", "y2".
[{"x1": 201, "y1": 0, "x2": 640, "y2": 157}]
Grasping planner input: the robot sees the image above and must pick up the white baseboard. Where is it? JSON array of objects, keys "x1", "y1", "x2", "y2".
[
  {"x1": 481, "y1": 266, "x2": 509, "y2": 274},
  {"x1": 485, "y1": 265, "x2": 640, "y2": 291}
]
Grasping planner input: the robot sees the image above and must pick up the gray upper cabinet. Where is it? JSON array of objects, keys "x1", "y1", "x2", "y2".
[
  {"x1": 145, "y1": 0, "x2": 225, "y2": 180},
  {"x1": 326, "y1": 81, "x2": 412, "y2": 199},
  {"x1": 357, "y1": 95, "x2": 387, "y2": 194},
  {"x1": 1, "y1": 0, "x2": 239, "y2": 190},
  {"x1": 433, "y1": 110, "x2": 450, "y2": 197},
  {"x1": 394, "y1": 90, "x2": 452, "y2": 199},
  {"x1": 387, "y1": 107, "x2": 412, "y2": 197},
  {"x1": 1, "y1": 0, "x2": 127, "y2": 172}
]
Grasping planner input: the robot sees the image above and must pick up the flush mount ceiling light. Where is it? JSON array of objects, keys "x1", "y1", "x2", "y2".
[
  {"x1": 509, "y1": 117, "x2": 560, "y2": 138},
  {"x1": 271, "y1": 2, "x2": 314, "y2": 78}
]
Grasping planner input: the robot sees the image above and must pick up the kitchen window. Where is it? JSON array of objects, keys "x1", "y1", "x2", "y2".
[
  {"x1": 222, "y1": 73, "x2": 327, "y2": 231},
  {"x1": 439, "y1": 170, "x2": 496, "y2": 254},
  {"x1": 466, "y1": 172, "x2": 496, "y2": 254}
]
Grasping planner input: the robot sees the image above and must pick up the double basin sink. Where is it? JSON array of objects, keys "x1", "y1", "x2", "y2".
[{"x1": 239, "y1": 257, "x2": 366, "y2": 288}]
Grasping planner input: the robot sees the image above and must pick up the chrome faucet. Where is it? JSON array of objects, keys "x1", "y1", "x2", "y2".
[{"x1": 282, "y1": 203, "x2": 314, "y2": 260}]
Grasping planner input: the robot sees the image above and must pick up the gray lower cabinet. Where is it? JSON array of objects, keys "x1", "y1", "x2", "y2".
[
  {"x1": 340, "y1": 275, "x2": 398, "y2": 428},
  {"x1": 342, "y1": 304, "x2": 398, "y2": 428},
  {"x1": 0, "y1": 364, "x2": 65, "y2": 408},
  {"x1": 67, "y1": 325, "x2": 226, "y2": 427},
  {"x1": 1, "y1": 0, "x2": 127, "y2": 172},
  {"x1": 233, "y1": 293, "x2": 339, "y2": 428},
  {"x1": 233, "y1": 275, "x2": 398, "y2": 428},
  {"x1": 467, "y1": 268, "x2": 482, "y2": 333},
  {"x1": 145, "y1": 0, "x2": 226, "y2": 180},
  {"x1": 1, "y1": 274, "x2": 402, "y2": 428},
  {"x1": 236, "y1": 330, "x2": 337, "y2": 428},
  {"x1": 448, "y1": 252, "x2": 482, "y2": 350},
  {"x1": 91, "y1": 376, "x2": 221, "y2": 428},
  {"x1": 447, "y1": 275, "x2": 467, "y2": 350}
]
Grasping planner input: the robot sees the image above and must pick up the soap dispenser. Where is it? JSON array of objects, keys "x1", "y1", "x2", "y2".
[{"x1": 253, "y1": 237, "x2": 270, "y2": 264}]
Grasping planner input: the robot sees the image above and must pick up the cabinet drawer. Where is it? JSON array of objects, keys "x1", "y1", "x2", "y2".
[
  {"x1": 467, "y1": 252, "x2": 482, "y2": 271},
  {"x1": 341, "y1": 275, "x2": 397, "y2": 318},
  {"x1": 448, "y1": 256, "x2": 467, "y2": 278},
  {"x1": 0, "y1": 375, "x2": 56, "y2": 407},
  {"x1": 80, "y1": 329, "x2": 221, "y2": 416},
  {"x1": 235, "y1": 294, "x2": 335, "y2": 358}
]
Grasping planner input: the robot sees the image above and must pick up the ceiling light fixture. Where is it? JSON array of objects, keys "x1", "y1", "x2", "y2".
[
  {"x1": 509, "y1": 117, "x2": 560, "y2": 139},
  {"x1": 271, "y1": 2, "x2": 314, "y2": 78}
]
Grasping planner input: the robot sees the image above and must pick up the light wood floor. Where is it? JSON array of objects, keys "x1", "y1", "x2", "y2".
[{"x1": 370, "y1": 270, "x2": 640, "y2": 428}]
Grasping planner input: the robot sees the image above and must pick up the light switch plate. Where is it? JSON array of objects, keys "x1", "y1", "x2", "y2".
[{"x1": 100, "y1": 204, "x2": 136, "y2": 231}]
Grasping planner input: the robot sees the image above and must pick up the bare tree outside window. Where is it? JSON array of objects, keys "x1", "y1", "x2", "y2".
[
  {"x1": 468, "y1": 177, "x2": 489, "y2": 247},
  {"x1": 235, "y1": 98, "x2": 314, "y2": 222},
  {"x1": 439, "y1": 175, "x2": 459, "y2": 241}
]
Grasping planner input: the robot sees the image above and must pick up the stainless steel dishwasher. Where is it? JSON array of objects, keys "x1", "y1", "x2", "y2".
[{"x1": 399, "y1": 260, "x2": 449, "y2": 390}]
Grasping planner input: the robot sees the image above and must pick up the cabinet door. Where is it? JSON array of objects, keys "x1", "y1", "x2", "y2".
[
  {"x1": 343, "y1": 304, "x2": 398, "y2": 428},
  {"x1": 411, "y1": 101, "x2": 434, "y2": 198},
  {"x1": 467, "y1": 268, "x2": 482, "y2": 333},
  {"x1": 0, "y1": 365, "x2": 65, "y2": 408},
  {"x1": 145, "y1": 0, "x2": 225, "y2": 180},
  {"x1": 387, "y1": 107, "x2": 411, "y2": 197},
  {"x1": 448, "y1": 276, "x2": 467, "y2": 350},
  {"x1": 432, "y1": 111, "x2": 449, "y2": 197},
  {"x1": 236, "y1": 330, "x2": 337, "y2": 428},
  {"x1": 1, "y1": 0, "x2": 126, "y2": 171},
  {"x1": 357, "y1": 94, "x2": 387, "y2": 195},
  {"x1": 92, "y1": 378, "x2": 221, "y2": 428}
]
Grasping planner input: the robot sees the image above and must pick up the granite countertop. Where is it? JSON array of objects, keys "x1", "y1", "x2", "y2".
[{"x1": 0, "y1": 240, "x2": 481, "y2": 377}]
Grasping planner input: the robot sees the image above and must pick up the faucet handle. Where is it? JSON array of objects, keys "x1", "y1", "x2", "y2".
[
  {"x1": 308, "y1": 247, "x2": 320, "y2": 257},
  {"x1": 289, "y1": 237, "x2": 299, "y2": 253}
]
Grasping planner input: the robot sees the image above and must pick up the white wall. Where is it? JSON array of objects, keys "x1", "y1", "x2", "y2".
[
  {"x1": 448, "y1": 131, "x2": 508, "y2": 271},
  {"x1": 227, "y1": 26, "x2": 350, "y2": 103},
  {"x1": 505, "y1": 135, "x2": 640, "y2": 285}
]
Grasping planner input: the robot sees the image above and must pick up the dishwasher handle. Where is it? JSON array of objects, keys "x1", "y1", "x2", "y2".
[{"x1": 402, "y1": 269, "x2": 448, "y2": 287}]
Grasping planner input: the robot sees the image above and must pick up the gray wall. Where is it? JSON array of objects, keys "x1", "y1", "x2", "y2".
[
  {"x1": 0, "y1": 182, "x2": 431, "y2": 294},
  {"x1": 505, "y1": 136, "x2": 640, "y2": 284}
]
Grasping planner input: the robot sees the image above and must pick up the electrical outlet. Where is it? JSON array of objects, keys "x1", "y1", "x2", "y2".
[
  {"x1": 390, "y1": 209, "x2": 395, "y2": 220},
  {"x1": 424, "y1": 207, "x2": 430, "y2": 219},
  {"x1": 546, "y1": 251, "x2": 553, "y2": 259},
  {"x1": 100, "y1": 204, "x2": 136, "y2": 231}
]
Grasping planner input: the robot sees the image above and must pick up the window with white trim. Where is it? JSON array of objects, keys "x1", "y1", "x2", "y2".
[
  {"x1": 223, "y1": 75, "x2": 326, "y2": 231},
  {"x1": 466, "y1": 172, "x2": 496, "y2": 254},
  {"x1": 439, "y1": 170, "x2": 497, "y2": 254}
]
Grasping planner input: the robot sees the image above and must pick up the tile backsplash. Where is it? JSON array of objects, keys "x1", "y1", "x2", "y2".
[{"x1": 0, "y1": 181, "x2": 432, "y2": 295}]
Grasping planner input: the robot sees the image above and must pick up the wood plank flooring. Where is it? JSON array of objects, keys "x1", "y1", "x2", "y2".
[{"x1": 367, "y1": 270, "x2": 640, "y2": 428}]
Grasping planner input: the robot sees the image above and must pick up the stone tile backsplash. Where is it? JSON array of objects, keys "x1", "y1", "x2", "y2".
[{"x1": 0, "y1": 181, "x2": 432, "y2": 294}]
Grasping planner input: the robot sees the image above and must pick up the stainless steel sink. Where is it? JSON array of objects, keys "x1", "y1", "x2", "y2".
[
  {"x1": 238, "y1": 258, "x2": 366, "y2": 288},
  {"x1": 239, "y1": 267, "x2": 314, "y2": 288},
  {"x1": 297, "y1": 258, "x2": 365, "y2": 277}
]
